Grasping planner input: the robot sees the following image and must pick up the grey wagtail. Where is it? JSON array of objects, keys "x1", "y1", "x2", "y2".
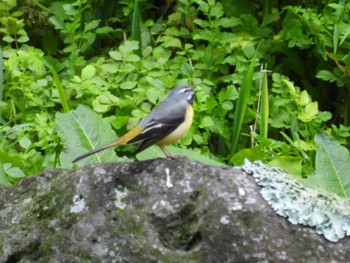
[{"x1": 72, "y1": 84, "x2": 197, "y2": 163}]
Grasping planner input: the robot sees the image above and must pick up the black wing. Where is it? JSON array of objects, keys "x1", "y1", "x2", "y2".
[{"x1": 129, "y1": 115, "x2": 185, "y2": 155}]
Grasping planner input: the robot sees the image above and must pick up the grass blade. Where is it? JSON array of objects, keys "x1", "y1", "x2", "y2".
[
  {"x1": 0, "y1": 161, "x2": 10, "y2": 186},
  {"x1": 260, "y1": 67, "x2": 269, "y2": 139},
  {"x1": 0, "y1": 44, "x2": 4, "y2": 123},
  {"x1": 132, "y1": 0, "x2": 142, "y2": 56},
  {"x1": 230, "y1": 52, "x2": 258, "y2": 155},
  {"x1": 333, "y1": 0, "x2": 345, "y2": 54},
  {"x1": 44, "y1": 58, "x2": 70, "y2": 113}
]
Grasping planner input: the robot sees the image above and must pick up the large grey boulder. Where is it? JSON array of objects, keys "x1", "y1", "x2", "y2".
[{"x1": 0, "y1": 158, "x2": 349, "y2": 263}]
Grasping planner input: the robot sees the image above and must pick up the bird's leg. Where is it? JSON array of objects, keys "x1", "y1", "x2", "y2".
[{"x1": 159, "y1": 146, "x2": 175, "y2": 159}]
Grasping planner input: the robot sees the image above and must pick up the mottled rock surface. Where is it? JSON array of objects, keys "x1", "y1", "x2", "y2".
[{"x1": 0, "y1": 158, "x2": 349, "y2": 263}]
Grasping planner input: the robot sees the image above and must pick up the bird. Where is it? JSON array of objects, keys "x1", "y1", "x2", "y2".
[{"x1": 72, "y1": 84, "x2": 198, "y2": 163}]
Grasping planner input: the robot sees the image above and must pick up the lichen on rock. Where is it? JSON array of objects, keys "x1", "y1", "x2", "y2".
[{"x1": 242, "y1": 160, "x2": 350, "y2": 242}]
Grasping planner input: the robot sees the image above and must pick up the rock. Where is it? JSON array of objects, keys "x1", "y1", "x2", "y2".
[{"x1": 0, "y1": 158, "x2": 349, "y2": 263}]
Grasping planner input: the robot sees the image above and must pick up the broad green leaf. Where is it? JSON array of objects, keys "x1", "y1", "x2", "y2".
[
  {"x1": 119, "y1": 40, "x2": 139, "y2": 55},
  {"x1": 92, "y1": 93, "x2": 121, "y2": 113},
  {"x1": 195, "y1": 0, "x2": 209, "y2": 13},
  {"x1": 209, "y1": 3, "x2": 224, "y2": 19},
  {"x1": 136, "y1": 145, "x2": 224, "y2": 166},
  {"x1": 81, "y1": 65, "x2": 96, "y2": 80},
  {"x1": 120, "y1": 81, "x2": 137, "y2": 90},
  {"x1": 146, "y1": 87, "x2": 162, "y2": 104},
  {"x1": 125, "y1": 54, "x2": 140, "y2": 62},
  {"x1": 199, "y1": 115, "x2": 214, "y2": 128},
  {"x1": 3, "y1": 36, "x2": 14, "y2": 43},
  {"x1": 230, "y1": 147, "x2": 266, "y2": 166},
  {"x1": 298, "y1": 90, "x2": 310, "y2": 106},
  {"x1": 19, "y1": 137, "x2": 31, "y2": 149},
  {"x1": 56, "y1": 105, "x2": 123, "y2": 167},
  {"x1": 305, "y1": 133, "x2": 350, "y2": 197},
  {"x1": 109, "y1": 51, "x2": 123, "y2": 61},
  {"x1": 268, "y1": 156, "x2": 303, "y2": 176},
  {"x1": 17, "y1": 35, "x2": 29, "y2": 43},
  {"x1": 298, "y1": 102, "x2": 318, "y2": 122},
  {"x1": 4, "y1": 163, "x2": 25, "y2": 178},
  {"x1": 160, "y1": 36, "x2": 182, "y2": 48},
  {"x1": 181, "y1": 63, "x2": 193, "y2": 77}
]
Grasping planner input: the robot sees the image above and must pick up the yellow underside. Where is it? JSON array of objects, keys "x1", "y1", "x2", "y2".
[{"x1": 156, "y1": 105, "x2": 194, "y2": 146}]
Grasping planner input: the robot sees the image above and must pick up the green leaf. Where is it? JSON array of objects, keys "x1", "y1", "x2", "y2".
[
  {"x1": 19, "y1": 137, "x2": 32, "y2": 149},
  {"x1": 0, "y1": 44, "x2": 3, "y2": 103},
  {"x1": 199, "y1": 115, "x2": 214, "y2": 128},
  {"x1": 125, "y1": 54, "x2": 140, "y2": 62},
  {"x1": 44, "y1": 58, "x2": 70, "y2": 112},
  {"x1": 209, "y1": 2, "x2": 224, "y2": 19},
  {"x1": 229, "y1": 50, "x2": 258, "y2": 156},
  {"x1": 3, "y1": 36, "x2": 14, "y2": 42},
  {"x1": 230, "y1": 147, "x2": 266, "y2": 166},
  {"x1": 136, "y1": 145, "x2": 224, "y2": 166},
  {"x1": 305, "y1": 133, "x2": 350, "y2": 197},
  {"x1": 81, "y1": 65, "x2": 96, "y2": 80},
  {"x1": 85, "y1": 20, "x2": 100, "y2": 31},
  {"x1": 260, "y1": 68, "x2": 269, "y2": 139},
  {"x1": 17, "y1": 35, "x2": 29, "y2": 43},
  {"x1": 131, "y1": 0, "x2": 142, "y2": 56},
  {"x1": 3, "y1": 163, "x2": 25, "y2": 178},
  {"x1": 268, "y1": 156, "x2": 303, "y2": 176},
  {"x1": 56, "y1": 105, "x2": 122, "y2": 167},
  {"x1": 119, "y1": 41, "x2": 139, "y2": 55},
  {"x1": 181, "y1": 63, "x2": 193, "y2": 76},
  {"x1": 298, "y1": 102, "x2": 318, "y2": 122},
  {"x1": 92, "y1": 93, "x2": 121, "y2": 113},
  {"x1": 316, "y1": 70, "x2": 338, "y2": 83},
  {"x1": 109, "y1": 51, "x2": 123, "y2": 61},
  {"x1": 297, "y1": 90, "x2": 310, "y2": 106},
  {"x1": 195, "y1": 0, "x2": 209, "y2": 13},
  {"x1": 120, "y1": 81, "x2": 137, "y2": 90},
  {"x1": 96, "y1": 26, "x2": 114, "y2": 34},
  {"x1": 160, "y1": 36, "x2": 182, "y2": 48},
  {"x1": 0, "y1": 161, "x2": 9, "y2": 186}
]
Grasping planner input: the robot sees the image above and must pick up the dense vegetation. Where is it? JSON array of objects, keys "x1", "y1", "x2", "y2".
[{"x1": 1, "y1": 0, "x2": 350, "y2": 193}]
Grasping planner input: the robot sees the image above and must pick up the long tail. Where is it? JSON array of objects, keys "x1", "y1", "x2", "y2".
[
  {"x1": 72, "y1": 126, "x2": 143, "y2": 163},
  {"x1": 72, "y1": 141, "x2": 119, "y2": 163}
]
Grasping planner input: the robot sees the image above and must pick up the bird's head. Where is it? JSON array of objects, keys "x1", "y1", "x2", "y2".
[{"x1": 170, "y1": 83, "x2": 199, "y2": 104}]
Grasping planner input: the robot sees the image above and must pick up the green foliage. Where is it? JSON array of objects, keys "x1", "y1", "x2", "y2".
[
  {"x1": 230, "y1": 51, "x2": 258, "y2": 155},
  {"x1": 259, "y1": 67, "x2": 269, "y2": 139},
  {"x1": 306, "y1": 133, "x2": 350, "y2": 198},
  {"x1": 56, "y1": 105, "x2": 122, "y2": 167},
  {"x1": 0, "y1": 0, "x2": 29, "y2": 47},
  {"x1": 0, "y1": 0, "x2": 349, "y2": 196}
]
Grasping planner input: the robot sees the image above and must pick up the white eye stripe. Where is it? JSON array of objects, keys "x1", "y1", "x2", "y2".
[{"x1": 180, "y1": 88, "x2": 192, "y2": 93}]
